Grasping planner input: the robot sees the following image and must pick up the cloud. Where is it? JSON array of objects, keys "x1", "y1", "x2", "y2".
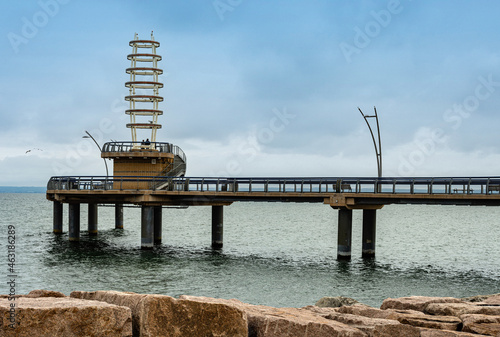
[{"x1": 2, "y1": 1, "x2": 500, "y2": 185}]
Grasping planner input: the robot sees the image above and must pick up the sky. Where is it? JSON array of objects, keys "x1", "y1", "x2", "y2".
[{"x1": 1, "y1": 0, "x2": 500, "y2": 186}]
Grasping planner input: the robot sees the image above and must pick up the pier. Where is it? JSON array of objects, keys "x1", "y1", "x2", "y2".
[{"x1": 46, "y1": 176, "x2": 500, "y2": 259}]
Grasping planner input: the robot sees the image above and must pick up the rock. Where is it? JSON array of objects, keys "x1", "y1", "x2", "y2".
[
  {"x1": 323, "y1": 311, "x2": 420, "y2": 337},
  {"x1": 71, "y1": 291, "x2": 148, "y2": 336},
  {"x1": 460, "y1": 314, "x2": 500, "y2": 336},
  {"x1": 462, "y1": 295, "x2": 493, "y2": 303},
  {"x1": 482, "y1": 294, "x2": 500, "y2": 306},
  {"x1": 426, "y1": 302, "x2": 500, "y2": 317},
  {"x1": 315, "y1": 296, "x2": 359, "y2": 308},
  {"x1": 380, "y1": 296, "x2": 463, "y2": 312},
  {"x1": 393, "y1": 312, "x2": 462, "y2": 331},
  {"x1": 301, "y1": 304, "x2": 341, "y2": 316},
  {"x1": 12, "y1": 290, "x2": 497, "y2": 337},
  {"x1": 338, "y1": 303, "x2": 421, "y2": 319},
  {"x1": 180, "y1": 295, "x2": 367, "y2": 337},
  {"x1": 419, "y1": 327, "x2": 492, "y2": 336},
  {"x1": 338, "y1": 304, "x2": 462, "y2": 331},
  {"x1": 462, "y1": 294, "x2": 500, "y2": 304},
  {"x1": 71, "y1": 291, "x2": 248, "y2": 337},
  {"x1": 0, "y1": 296, "x2": 132, "y2": 337},
  {"x1": 25, "y1": 289, "x2": 66, "y2": 298}
]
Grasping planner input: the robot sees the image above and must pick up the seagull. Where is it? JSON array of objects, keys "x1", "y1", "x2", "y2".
[{"x1": 25, "y1": 148, "x2": 43, "y2": 154}]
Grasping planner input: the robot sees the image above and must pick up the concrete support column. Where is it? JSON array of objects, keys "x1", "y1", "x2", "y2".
[
  {"x1": 68, "y1": 203, "x2": 80, "y2": 242},
  {"x1": 115, "y1": 204, "x2": 124, "y2": 229},
  {"x1": 337, "y1": 208, "x2": 352, "y2": 260},
  {"x1": 141, "y1": 205, "x2": 154, "y2": 249},
  {"x1": 154, "y1": 206, "x2": 162, "y2": 245},
  {"x1": 211, "y1": 205, "x2": 223, "y2": 249},
  {"x1": 88, "y1": 203, "x2": 98, "y2": 236},
  {"x1": 53, "y1": 201, "x2": 63, "y2": 234},
  {"x1": 362, "y1": 209, "x2": 376, "y2": 258}
]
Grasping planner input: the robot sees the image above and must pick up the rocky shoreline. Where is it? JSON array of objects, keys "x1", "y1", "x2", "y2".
[{"x1": 1, "y1": 290, "x2": 500, "y2": 336}]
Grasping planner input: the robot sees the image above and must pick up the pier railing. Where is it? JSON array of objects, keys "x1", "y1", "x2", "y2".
[
  {"x1": 47, "y1": 176, "x2": 500, "y2": 195},
  {"x1": 102, "y1": 141, "x2": 187, "y2": 163}
]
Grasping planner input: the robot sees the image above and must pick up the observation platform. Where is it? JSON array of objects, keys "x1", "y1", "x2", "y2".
[{"x1": 101, "y1": 141, "x2": 185, "y2": 160}]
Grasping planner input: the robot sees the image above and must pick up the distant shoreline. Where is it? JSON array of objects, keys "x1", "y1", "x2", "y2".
[{"x1": 0, "y1": 186, "x2": 45, "y2": 193}]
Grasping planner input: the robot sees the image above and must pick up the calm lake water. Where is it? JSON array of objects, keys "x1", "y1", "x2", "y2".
[{"x1": 1, "y1": 193, "x2": 499, "y2": 308}]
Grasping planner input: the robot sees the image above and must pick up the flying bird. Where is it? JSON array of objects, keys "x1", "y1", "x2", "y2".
[{"x1": 25, "y1": 148, "x2": 43, "y2": 154}]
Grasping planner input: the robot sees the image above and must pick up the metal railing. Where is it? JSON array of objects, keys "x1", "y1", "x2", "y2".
[
  {"x1": 47, "y1": 176, "x2": 500, "y2": 195},
  {"x1": 102, "y1": 141, "x2": 187, "y2": 163}
]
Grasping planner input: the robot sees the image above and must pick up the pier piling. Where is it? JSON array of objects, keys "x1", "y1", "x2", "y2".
[
  {"x1": 115, "y1": 204, "x2": 124, "y2": 229},
  {"x1": 88, "y1": 203, "x2": 98, "y2": 236},
  {"x1": 53, "y1": 201, "x2": 63, "y2": 234},
  {"x1": 211, "y1": 205, "x2": 223, "y2": 249},
  {"x1": 141, "y1": 205, "x2": 154, "y2": 249},
  {"x1": 362, "y1": 209, "x2": 376, "y2": 258},
  {"x1": 337, "y1": 208, "x2": 352, "y2": 260},
  {"x1": 68, "y1": 203, "x2": 81, "y2": 242},
  {"x1": 154, "y1": 206, "x2": 162, "y2": 245}
]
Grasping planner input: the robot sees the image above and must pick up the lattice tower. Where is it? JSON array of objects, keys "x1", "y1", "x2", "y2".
[{"x1": 125, "y1": 32, "x2": 163, "y2": 148}]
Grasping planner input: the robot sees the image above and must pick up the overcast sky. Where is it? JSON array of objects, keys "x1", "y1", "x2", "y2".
[{"x1": 1, "y1": 0, "x2": 500, "y2": 186}]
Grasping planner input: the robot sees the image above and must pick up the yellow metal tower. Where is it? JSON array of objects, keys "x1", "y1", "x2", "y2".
[
  {"x1": 101, "y1": 32, "x2": 186, "y2": 188},
  {"x1": 126, "y1": 32, "x2": 163, "y2": 147}
]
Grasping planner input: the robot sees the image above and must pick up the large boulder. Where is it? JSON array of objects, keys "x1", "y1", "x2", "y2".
[
  {"x1": 73, "y1": 291, "x2": 369, "y2": 337},
  {"x1": 0, "y1": 296, "x2": 132, "y2": 337},
  {"x1": 338, "y1": 303, "x2": 422, "y2": 319},
  {"x1": 392, "y1": 312, "x2": 462, "y2": 331},
  {"x1": 71, "y1": 291, "x2": 148, "y2": 336},
  {"x1": 322, "y1": 311, "x2": 420, "y2": 337},
  {"x1": 337, "y1": 303, "x2": 462, "y2": 331},
  {"x1": 426, "y1": 302, "x2": 500, "y2": 317},
  {"x1": 180, "y1": 295, "x2": 367, "y2": 337},
  {"x1": 462, "y1": 294, "x2": 500, "y2": 304},
  {"x1": 481, "y1": 294, "x2": 500, "y2": 306},
  {"x1": 380, "y1": 296, "x2": 463, "y2": 312},
  {"x1": 419, "y1": 327, "x2": 492, "y2": 336},
  {"x1": 71, "y1": 291, "x2": 248, "y2": 337},
  {"x1": 460, "y1": 314, "x2": 500, "y2": 336},
  {"x1": 25, "y1": 289, "x2": 66, "y2": 298}
]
